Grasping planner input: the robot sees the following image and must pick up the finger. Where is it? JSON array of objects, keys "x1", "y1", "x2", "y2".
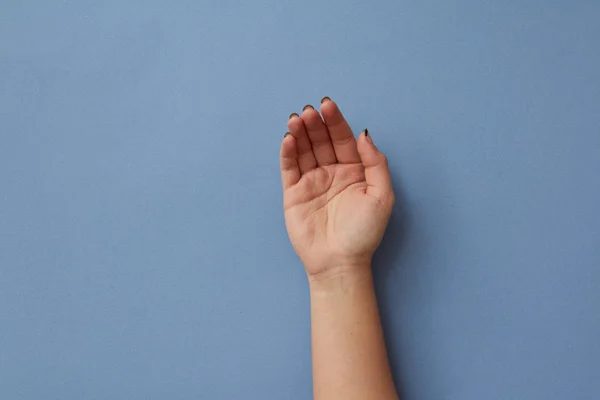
[
  {"x1": 320, "y1": 98, "x2": 361, "y2": 164},
  {"x1": 356, "y1": 130, "x2": 394, "y2": 204},
  {"x1": 301, "y1": 105, "x2": 337, "y2": 166},
  {"x1": 288, "y1": 113, "x2": 317, "y2": 174},
  {"x1": 280, "y1": 132, "x2": 301, "y2": 189}
]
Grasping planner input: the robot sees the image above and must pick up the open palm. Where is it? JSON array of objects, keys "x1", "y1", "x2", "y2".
[{"x1": 280, "y1": 99, "x2": 395, "y2": 278}]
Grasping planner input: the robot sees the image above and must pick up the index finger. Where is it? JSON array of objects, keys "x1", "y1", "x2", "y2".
[{"x1": 319, "y1": 98, "x2": 361, "y2": 164}]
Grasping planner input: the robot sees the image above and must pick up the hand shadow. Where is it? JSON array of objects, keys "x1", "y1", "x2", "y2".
[{"x1": 372, "y1": 170, "x2": 410, "y2": 399}]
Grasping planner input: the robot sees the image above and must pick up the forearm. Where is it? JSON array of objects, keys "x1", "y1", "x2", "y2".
[{"x1": 308, "y1": 266, "x2": 398, "y2": 400}]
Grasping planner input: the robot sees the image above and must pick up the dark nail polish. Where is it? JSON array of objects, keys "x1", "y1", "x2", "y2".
[
  {"x1": 364, "y1": 128, "x2": 369, "y2": 137},
  {"x1": 289, "y1": 112, "x2": 299, "y2": 120},
  {"x1": 320, "y1": 96, "x2": 331, "y2": 104},
  {"x1": 284, "y1": 131, "x2": 292, "y2": 138},
  {"x1": 302, "y1": 104, "x2": 314, "y2": 111}
]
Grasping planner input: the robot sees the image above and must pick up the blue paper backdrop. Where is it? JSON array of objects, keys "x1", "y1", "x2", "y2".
[{"x1": 1, "y1": 1, "x2": 599, "y2": 399}]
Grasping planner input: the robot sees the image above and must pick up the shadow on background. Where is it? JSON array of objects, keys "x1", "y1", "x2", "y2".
[
  {"x1": 371, "y1": 137, "x2": 462, "y2": 399},
  {"x1": 372, "y1": 171, "x2": 411, "y2": 399}
]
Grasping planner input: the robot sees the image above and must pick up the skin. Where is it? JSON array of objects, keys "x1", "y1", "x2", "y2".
[{"x1": 280, "y1": 98, "x2": 398, "y2": 400}]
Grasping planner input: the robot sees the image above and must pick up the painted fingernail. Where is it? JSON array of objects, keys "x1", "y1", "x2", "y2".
[
  {"x1": 302, "y1": 104, "x2": 314, "y2": 111},
  {"x1": 289, "y1": 112, "x2": 299, "y2": 120},
  {"x1": 364, "y1": 128, "x2": 369, "y2": 137},
  {"x1": 320, "y1": 96, "x2": 331, "y2": 104},
  {"x1": 284, "y1": 131, "x2": 292, "y2": 138}
]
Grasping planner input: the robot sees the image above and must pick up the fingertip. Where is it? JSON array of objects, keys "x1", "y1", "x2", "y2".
[
  {"x1": 319, "y1": 99, "x2": 339, "y2": 122},
  {"x1": 357, "y1": 129, "x2": 372, "y2": 149},
  {"x1": 357, "y1": 129, "x2": 386, "y2": 166},
  {"x1": 280, "y1": 133, "x2": 301, "y2": 189},
  {"x1": 281, "y1": 132, "x2": 296, "y2": 154},
  {"x1": 287, "y1": 114, "x2": 305, "y2": 132},
  {"x1": 301, "y1": 105, "x2": 324, "y2": 125}
]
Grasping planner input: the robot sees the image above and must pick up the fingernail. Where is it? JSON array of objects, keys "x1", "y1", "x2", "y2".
[
  {"x1": 289, "y1": 112, "x2": 299, "y2": 120},
  {"x1": 320, "y1": 96, "x2": 331, "y2": 104},
  {"x1": 284, "y1": 131, "x2": 292, "y2": 138},
  {"x1": 302, "y1": 104, "x2": 314, "y2": 111},
  {"x1": 363, "y1": 129, "x2": 373, "y2": 144}
]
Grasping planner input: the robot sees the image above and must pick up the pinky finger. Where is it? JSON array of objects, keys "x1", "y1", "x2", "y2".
[{"x1": 280, "y1": 132, "x2": 301, "y2": 190}]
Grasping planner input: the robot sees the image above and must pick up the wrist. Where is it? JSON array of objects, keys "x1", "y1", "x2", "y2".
[{"x1": 307, "y1": 263, "x2": 373, "y2": 294}]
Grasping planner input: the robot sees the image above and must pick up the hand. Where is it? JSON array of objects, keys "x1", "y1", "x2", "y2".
[{"x1": 280, "y1": 98, "x2": 395, "y2": 280}]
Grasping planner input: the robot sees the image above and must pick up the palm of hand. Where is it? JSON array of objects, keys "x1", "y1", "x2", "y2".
[{"x1": 280, "y1": 100, "x2": 394, "y2": 277}]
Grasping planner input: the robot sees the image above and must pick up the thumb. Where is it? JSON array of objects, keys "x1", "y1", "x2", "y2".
[{"x1": 357, "y1": 129, "x2": 394, "y2": 204}]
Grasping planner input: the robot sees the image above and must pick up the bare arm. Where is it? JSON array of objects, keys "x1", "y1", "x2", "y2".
[
  {"x1": 280, "y1": 98, "x2": 398, "y2": 399},
  {"x1": 309, "y1": 268, "x2": 397, "y2": 399}
]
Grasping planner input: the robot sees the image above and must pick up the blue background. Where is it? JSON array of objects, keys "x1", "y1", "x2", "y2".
[{"x1": 1, "y1": 1, "x2": 599, "y2": 399}]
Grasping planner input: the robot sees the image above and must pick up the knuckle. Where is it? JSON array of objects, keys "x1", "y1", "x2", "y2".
[
  {"x1": 378, "y1": 154, "x2": 389, "y2": 167},
  {"x1": 386, "y1": 191, "x2": 395, "y2": 205}
]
